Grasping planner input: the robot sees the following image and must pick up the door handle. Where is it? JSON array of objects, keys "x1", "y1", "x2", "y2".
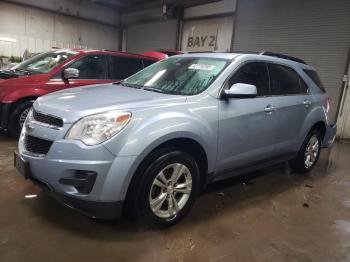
[
  {"x1": 264, "y1": 105, "x2": 277, "y2": 113},
  {"x1": 303, "y1": 99, "x2": 312, "y2": 107}
]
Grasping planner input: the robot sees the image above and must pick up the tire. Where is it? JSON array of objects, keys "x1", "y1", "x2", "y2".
[
  {"x1": 289, "y1": 129, "x2": 322, "y2": 173},
  {"x1": 126, "y1": 149, "x2": 200, "y2": 228},
  {"x1": 8, "y1": 100, "x2": 34, "y2": 138}
]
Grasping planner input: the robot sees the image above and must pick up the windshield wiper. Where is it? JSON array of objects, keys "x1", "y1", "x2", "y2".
[
  {"x1": 13, "y1": 68, "x2": 31, "y2": 75},
  {"x1": 142, "y1": 87, "x2": 183, "y2": 95},
  {"x1": 117, "y1": 82, "x2": 142, "y2": 89},
  {"x1": 142, "y1": 87, "x2": 165, "y2": 93},
  {"x1": 118, "y1": 82, "x2": 183, "y2": 95}
]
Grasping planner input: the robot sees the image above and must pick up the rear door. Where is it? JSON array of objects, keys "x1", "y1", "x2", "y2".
[
  {"x1": 217, "y1": 62, "x2": 277, "y2": 173},
  {"x1": 267, "y1": 63, "x2": 310, "y2": 157},
  {"x1": 108, "y1": 55, "x2": 144, "y2": 81}
]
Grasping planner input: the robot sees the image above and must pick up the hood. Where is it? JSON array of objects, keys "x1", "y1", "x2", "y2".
[
  {"x1": 0, "y1": 72, "x2": 47, "y2": 84},
  {"x1": 0, "y1": 73, "x2": 49, "y2": 101},
  {"x1": 0, "y1": 69, "x2": 31, "y2": 80},
  {"x1": 34, "y1": 84, "x2": 187, "y2": 123}
]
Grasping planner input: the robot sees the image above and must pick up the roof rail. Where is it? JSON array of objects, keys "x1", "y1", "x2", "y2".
[
  {"x1": 260, "y1": 51, "x2": 307, "y2": 64},
  {"x1": 233, "y1": 51, "x2": 261, "y2": 54},
  {"x1": 187, "y1": 51, "x2": 216, "y2": 53}
]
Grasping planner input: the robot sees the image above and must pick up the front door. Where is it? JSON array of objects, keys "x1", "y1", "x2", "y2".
[
  {"x1": 48, "y1": 54, "x2": 111, "y2": 91},
  {"x1": 217, "y1": 62, "x2": 277, "y2": 174}
]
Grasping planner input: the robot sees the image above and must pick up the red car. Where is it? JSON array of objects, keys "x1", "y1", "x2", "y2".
[
  {"x1": 142, "y1": 50, "x2": 184, "y2": 59},
  {"x1": 0, "y1": 49, "x2": 161, "y2": 136}
]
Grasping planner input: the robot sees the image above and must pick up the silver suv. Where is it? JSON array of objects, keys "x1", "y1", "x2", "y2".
[{"x1": 15, "y1": 52, "x2": 336, "y2": 227}]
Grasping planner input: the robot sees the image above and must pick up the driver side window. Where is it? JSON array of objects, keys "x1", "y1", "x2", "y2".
[
  {"x1": 228, "y1": 62, "x2": 270, "y2": 96},
  {"x1": 68, "y1": 55, "x2": 107, "y2": 79}
]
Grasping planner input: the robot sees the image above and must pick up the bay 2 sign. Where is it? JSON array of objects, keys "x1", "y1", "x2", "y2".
[{"x1": 184, "y1": 24, "x2": 218, "y2": 52}]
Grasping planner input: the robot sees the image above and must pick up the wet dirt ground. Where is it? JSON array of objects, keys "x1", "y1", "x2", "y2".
[{"x1": 1, "y1": 136, "x2": 350, "y2": 262}]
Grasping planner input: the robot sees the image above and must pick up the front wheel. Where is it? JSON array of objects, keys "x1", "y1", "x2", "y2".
[
  {"x1": 290, "y1": 129, "x2": 322, "y2": 173},
  {"x1": 8, "y1": 100, "x2": 34, "y2": 138},
  {"x1": 127, "y1": 150, "x2": 200, "y2": 228}
]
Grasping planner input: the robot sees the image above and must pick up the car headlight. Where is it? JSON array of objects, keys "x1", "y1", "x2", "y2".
[{"x1": 66, "y1": 111, "x2": 131, "y2": 145}]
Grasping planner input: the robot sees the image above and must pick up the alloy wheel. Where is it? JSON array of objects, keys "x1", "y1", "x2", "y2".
[
  {"x1": 149, "y1": 163, "x2": 192, "y2": 219},
  {"x1": 304, "y1": 135, "x2": 320, "y2": 168}
]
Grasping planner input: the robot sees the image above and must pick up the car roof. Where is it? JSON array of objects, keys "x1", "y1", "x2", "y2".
[
  {"x1": 178, "y1": 52, "x2": 240, "y2": 60},
  {"x1": 51, "y1": 48, "x2": 161, "y2": 61},
  {"x1": 175, "y1": 52, "x2": 314, "y2": 70}
]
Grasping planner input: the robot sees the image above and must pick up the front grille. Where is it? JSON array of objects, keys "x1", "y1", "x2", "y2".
[
  {"x1": 24, "y1": 135, "x2": 53, "y2": 155},
  {"x1": 33, "y1": 110, "x2": 63, "y2": 128}
]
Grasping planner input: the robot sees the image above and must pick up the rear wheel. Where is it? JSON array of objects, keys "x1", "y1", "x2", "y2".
[
  {"x1": 126, "y1": 149, "x2": 200, "y2": 228},
  {"x1": 290, "y1": 129, "x2": 322, "y2": 173},
  {"x1": 8, "y1": 100, "x2": 34, "y2": 138}
]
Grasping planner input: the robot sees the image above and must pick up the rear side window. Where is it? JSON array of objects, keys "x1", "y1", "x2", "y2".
[
  {"x1": 109, "y1": 56, "x2": 143, "y2": 79},
  {"x1": 69, "y1": 55, "x2": 107, "y2": 79},
  {"x1": 142, "y1": 59, "x2": 156, "y2": 68},
  {"x1": 299, "y1": 78, "x2": 309, "y2": 93},
  {"x1": 268, "y1": 64, "x2": 304, "y2": 95},
  {"x1": 228, "y1": 62, "x2": 270, "y2": 96},
  {"x1": 303, "y1": 69, "x2": 326, "y2": 92}
]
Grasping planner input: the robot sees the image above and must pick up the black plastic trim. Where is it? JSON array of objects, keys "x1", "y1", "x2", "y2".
[
  {"x1": 53, "y1": 193, "x2": 123, "y2": 220},
  {"x1": 59, "y1": 171, "x2": 97, "y2": 194},
  {"x1": 0, "y1": 103, "x2": 11, "y2": 131}
]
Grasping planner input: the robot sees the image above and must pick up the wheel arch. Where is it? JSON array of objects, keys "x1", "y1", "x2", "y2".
[
  {"x1": 310, "y1": 121, "x2": 326, "y2": 140},
  {"x1": 123, "y1": 136, "x2": 209, "y2": 205},
  {"x1": 142, "y1": 137, "x2": 209, "y2": 187},
  {"x1": 9, "y1": 96, "x2": 38, "y2": 114},
  {"x1": 297, "y1": 106, "x2": 328, "y2": 150}
]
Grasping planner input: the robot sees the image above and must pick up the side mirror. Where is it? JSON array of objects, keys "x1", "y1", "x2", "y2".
[
  {"x1": 63, "y1": 68, "x2": 79, "y2": 80},
  {"x1": 222, "y1": 83, "x2": 257, "y2": 99}
]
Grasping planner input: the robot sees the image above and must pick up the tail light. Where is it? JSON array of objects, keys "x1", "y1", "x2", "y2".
[{"x1": 326, "y1": 97, "x2": 332, "y2": 113}]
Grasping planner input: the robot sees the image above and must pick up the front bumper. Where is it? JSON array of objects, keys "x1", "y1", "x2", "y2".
[
  {"x1": 15, "y1": 150, "x2": 125, "y2": 219},
  {"x1": 322, "y1": 123, "x2": 337, "y2": 147},
  {"x1": 16, "y1": 133, "x2": 138, "y2": 219},
  {"x1": 53, "y1": 193, "x2": 124, "y2": 219}
]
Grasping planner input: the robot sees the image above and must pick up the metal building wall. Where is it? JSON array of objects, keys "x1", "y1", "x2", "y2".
[
  {"x1": 0, "y1": 2, "x2": 120, "y2": 58},
  {"x1": 233, "y1": 0, "x2": 350, "y2": 120},
  {"x1": 181, "y1": 0, "x2": 236, "y2": 52},
  {"x1": 181, "y1": 16, "x2": 234, "y2": 52},
  {"x1": 125, "y1": 20, "x2": 178, "y2": 53}
]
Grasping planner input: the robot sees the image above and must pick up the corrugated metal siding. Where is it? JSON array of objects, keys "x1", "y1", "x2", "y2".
[
  {"x1": 126, "y1": 20, "x2": 178, "y2": 53},
  {"x1": 233, "y1": 0, "x2": 350, "y2": 120},
  {"x1": 0, "y1": 2, "x2": 119, "y2": 57}
]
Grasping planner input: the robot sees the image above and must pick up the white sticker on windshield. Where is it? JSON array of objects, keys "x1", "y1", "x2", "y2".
[{"x1": 189, "y1": 64, "x2": 215, "y2": 71}]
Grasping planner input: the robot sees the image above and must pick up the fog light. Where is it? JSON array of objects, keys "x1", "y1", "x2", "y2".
[{"x1": 59, "y1": 171, "x2": 97, "y2": 194}]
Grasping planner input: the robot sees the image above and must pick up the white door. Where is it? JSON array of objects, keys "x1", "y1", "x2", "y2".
[{"x1": 337, "y1": 65, "x2": 350, "y2": 140}]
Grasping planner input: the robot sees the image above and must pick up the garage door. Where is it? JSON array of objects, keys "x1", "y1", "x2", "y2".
[
  {"x1": 126, "y1": 20, "x2": 178, "y2": 53},
  {"x1": 232, "y1": 0, "x2": 350, "y2": 121},
  {"x1": 181, "y1": 16, "x2": 234, "y2": 52}
]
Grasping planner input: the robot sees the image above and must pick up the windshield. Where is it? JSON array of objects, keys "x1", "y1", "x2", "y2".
[
  {"x1": 13, "y1": 50, "x2": 77, "y2": 74},
  {"x1": 122, "y1": 57, "x2": 229, "y2": 95}
]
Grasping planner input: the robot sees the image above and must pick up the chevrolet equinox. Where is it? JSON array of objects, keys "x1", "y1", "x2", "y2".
[{"x1": 15, "y1": 52, "x2": 336, "y2": 227}]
